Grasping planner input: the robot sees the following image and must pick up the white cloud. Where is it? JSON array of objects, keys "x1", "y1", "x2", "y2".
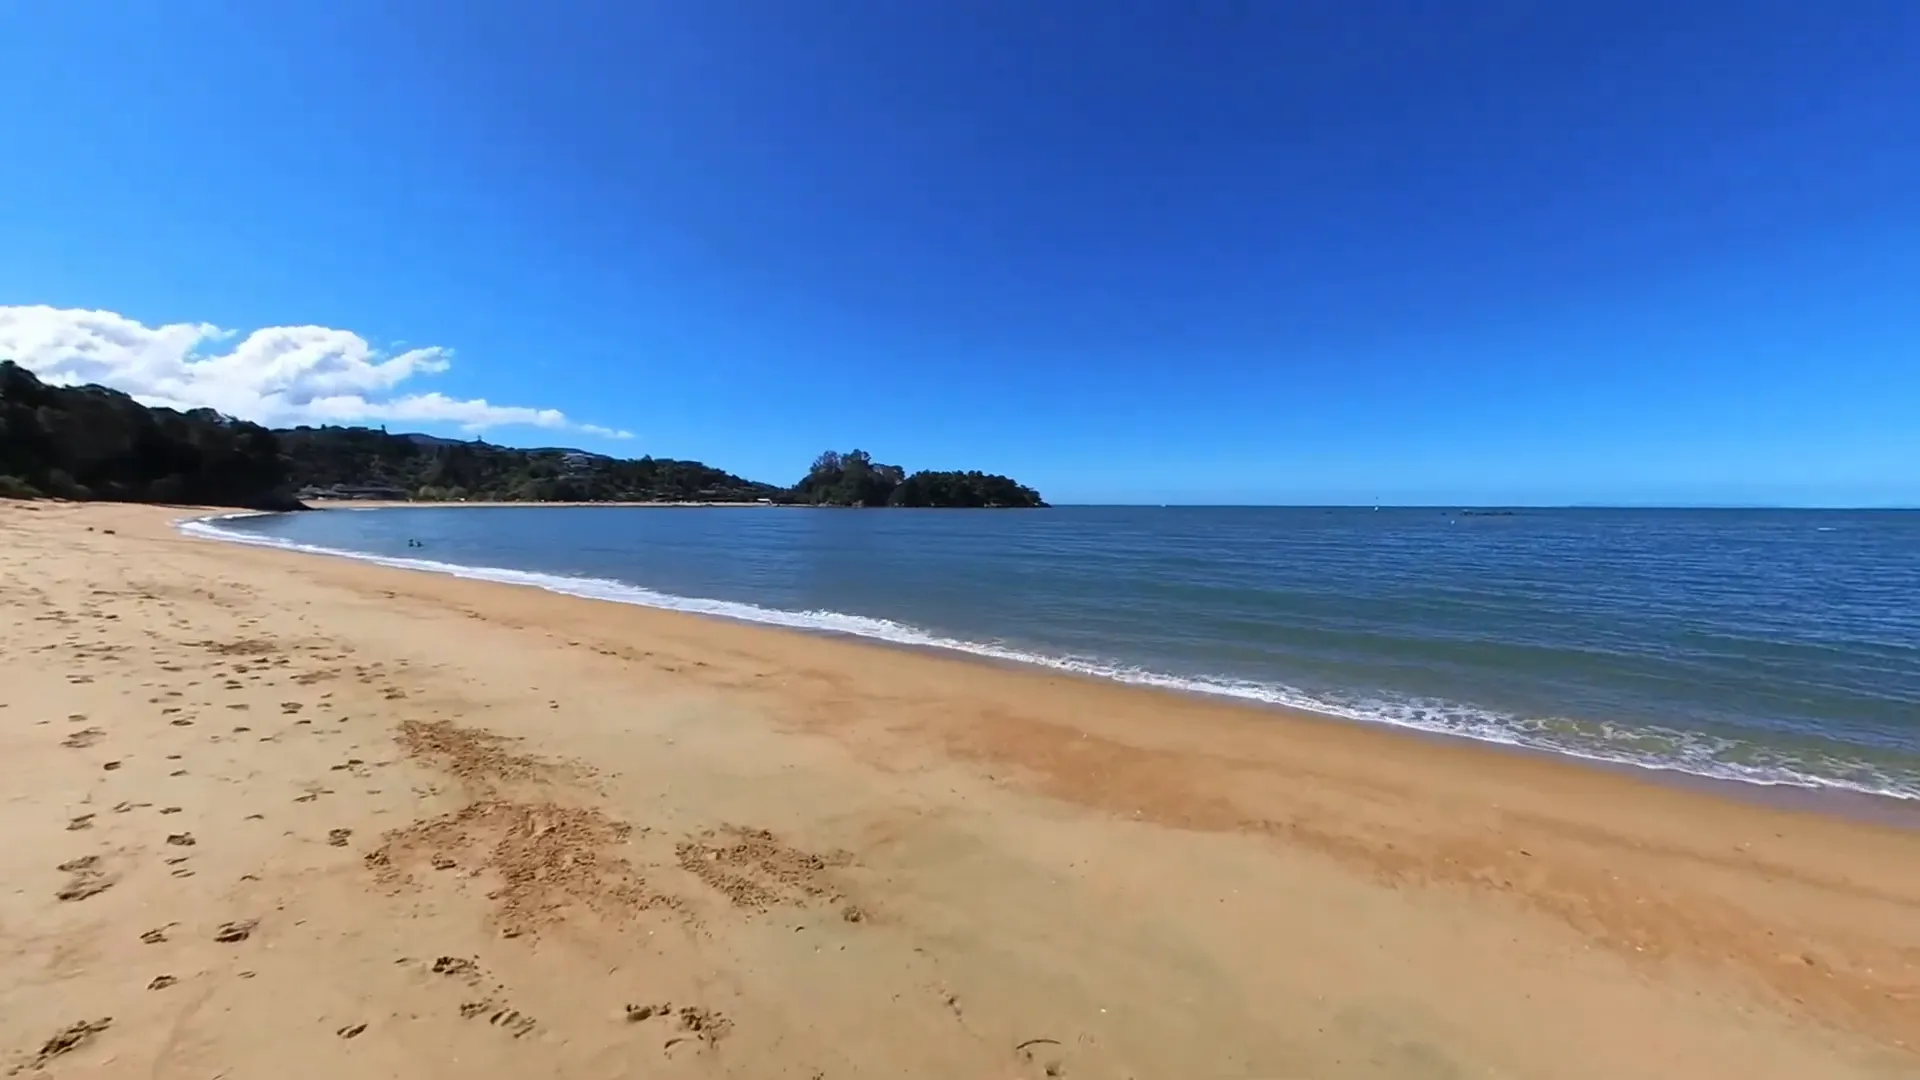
[{"x1": 0, "y1": 304, "x2": 632, "y2": 439}]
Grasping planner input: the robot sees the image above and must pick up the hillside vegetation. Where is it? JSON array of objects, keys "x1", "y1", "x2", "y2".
[
  {"x1": 1, "y1": 362, "x2": 1047, "y2": 509},
  {"x1": 0, "y1": 361, "x2": 298, "y2": 509},
  {"x1": 278, "y1": 425, "x2": 782, "y2": 503},
  {"x1": 791, "y1": 450, "x2": 1047, "y2": 508}
]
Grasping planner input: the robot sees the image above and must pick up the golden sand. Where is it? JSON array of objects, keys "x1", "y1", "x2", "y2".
[{"x1": 2, "y1": 500, "x2": 1916, "y2": 1078}]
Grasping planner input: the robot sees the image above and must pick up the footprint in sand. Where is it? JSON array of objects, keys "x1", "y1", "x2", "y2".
[
  {"x1": 25, "y1": 1018, "x2": 111, "y2": 1069},
  {"x1": 328, "y1": 828, "x2": 353, "y2": 847},
  {"x1": 483, "y1": 1007, "x2": 537, "y2": 1039},
  {"x1": 213, "y1": 919, "x2": 257, "y2": 943},
  {"x1": 430, "y1": 955, "x2": 480, "y2": 979},
  {"x1": 55, "y1": 855, "x2": 116, "y2": 901},
  {"x1": 658, "y1": 1006, "x2": 732, "y2": 1053}
]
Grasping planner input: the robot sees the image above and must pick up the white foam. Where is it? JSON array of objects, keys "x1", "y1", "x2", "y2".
[{"x1": 180, "y1": 513, "x2": 1920, "y2": 801}]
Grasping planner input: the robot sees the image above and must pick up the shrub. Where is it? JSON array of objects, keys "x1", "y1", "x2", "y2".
[{"x1": 0, "y1": 474, "x2": 41, "y2": 499}]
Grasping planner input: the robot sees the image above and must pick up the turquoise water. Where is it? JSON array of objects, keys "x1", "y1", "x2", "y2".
[{"x1": 190, "y1": 506, "x2": 1920, "y2": 799}]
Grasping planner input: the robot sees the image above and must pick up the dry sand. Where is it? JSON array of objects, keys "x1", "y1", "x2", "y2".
[{"x1": 2, "y1": 500, "x2": 1917, "y2": 1079}]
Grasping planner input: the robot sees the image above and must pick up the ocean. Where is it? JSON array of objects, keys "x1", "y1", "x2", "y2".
[{"x1": 186, "y1": 506, "x2": 1920, "y2": 801}]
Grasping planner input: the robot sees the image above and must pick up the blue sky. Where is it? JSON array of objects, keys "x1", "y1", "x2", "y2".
[{"x1": 1, "y1": 1, "x2": 1915, "y2": 505}]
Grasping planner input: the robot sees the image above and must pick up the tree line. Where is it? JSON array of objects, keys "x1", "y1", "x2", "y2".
[
  {"x1": 0, "y1": 361, "x2": 299, "y2": 509},
  {"x1": 276, "y1": 425, "x2": 784, "y2": 504},
  {"x1": 790, "y1": 449, "x2": 1046, "y2": 508},
  {"x1": 0, "y1": 362, "x2": 1047, "y2": 509}
]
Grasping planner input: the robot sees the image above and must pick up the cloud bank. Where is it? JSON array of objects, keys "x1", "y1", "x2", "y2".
[{"x1": 0, "y1": 305, "x2": 631, "y2": 439}]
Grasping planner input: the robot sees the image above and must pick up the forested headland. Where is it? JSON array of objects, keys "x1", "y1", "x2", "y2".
[
  {"x1": 0, "y1": 361, "x2": 300, "y2": 509},
  {"x1": 789, "y1": 450, "x2": 1047, "y2": 508},
  {"x1": 0, "y1": 362, "x2": 1047, "y2": 509}
]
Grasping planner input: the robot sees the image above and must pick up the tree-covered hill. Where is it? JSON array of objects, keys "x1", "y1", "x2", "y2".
[
  {"x1": 276, "y1": 425, "x2": 782, "y2": 503},
  {"x1": 1, "y1": 362, "x2": 1048, "y2": 509},
  {"x1": 0, "y1": 361, "x2": 298, "y2": 509},
  {"x1": 791, "y1": 449, "x2": 1047, "y2": 508}
]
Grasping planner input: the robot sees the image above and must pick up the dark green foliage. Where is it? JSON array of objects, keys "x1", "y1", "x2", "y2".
[
  {"x1": 0, "y1": 360, "x2": 1047, "y2": 510},
  {"x1": 0, "y1": 474, "x2": 41, "y2": 499},
  {"x1": 277, "y1": 426, "x2": 785, "y2": 503},
  {"x1": 0, "y1": 361, "x2": 299, "y2": 509},
  {"x1": 888, "y1": 470, "x2": 1047, "y2": 508},
  {"x1": 791, "y1": 449, "x2": 908, "y2": 507},
  {"x1": 795, "y1": 448, "x2": 1047, "y2": 508}
]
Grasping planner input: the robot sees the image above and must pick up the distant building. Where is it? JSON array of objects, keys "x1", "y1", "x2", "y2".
[{"x1": 297, "y1": 483, "x2": 409, "y2": 501}]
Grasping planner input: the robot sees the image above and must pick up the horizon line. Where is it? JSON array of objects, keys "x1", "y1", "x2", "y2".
[{"x1": 1044, "y1": 503, "x2": 1920, "y2": 511}]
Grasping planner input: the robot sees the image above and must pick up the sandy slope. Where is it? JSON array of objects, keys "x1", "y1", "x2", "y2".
[{"x1": 1, "y1": 500, "x2": 1916, "y2": 1079}]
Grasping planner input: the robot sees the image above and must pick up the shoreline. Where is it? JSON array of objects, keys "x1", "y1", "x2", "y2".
[
  {"x1": 187, "y1": 503, "x2": 1920, "y2": 821},
  {"x1": 6, "y1": 499, "x2": 1917, "y2": 1077},
  {"x1": 302, "y1": 498, "x2": 784, "y2": 509},
  {"x1": 867, "y1": 626, "x2": 1920, "y2": 828}
]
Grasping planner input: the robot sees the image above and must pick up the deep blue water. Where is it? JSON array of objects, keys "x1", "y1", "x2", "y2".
[{"x1": 191, "y1": 506, "x2": 1920, "y2": 799}]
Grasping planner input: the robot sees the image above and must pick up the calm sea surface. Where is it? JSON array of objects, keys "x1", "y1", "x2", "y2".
[{"x1": 191, "y1": 506, "x2": 1920, "y2": 799}]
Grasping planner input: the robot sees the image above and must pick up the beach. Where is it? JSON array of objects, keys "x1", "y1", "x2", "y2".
[{"x1": 3, "y1": 501, "x2": 1916, "y2": 1078}]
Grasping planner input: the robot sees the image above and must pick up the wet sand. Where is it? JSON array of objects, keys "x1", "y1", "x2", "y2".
[{"x1": 2, "y1": 499, "x2": 1917, "y2": 1078}]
